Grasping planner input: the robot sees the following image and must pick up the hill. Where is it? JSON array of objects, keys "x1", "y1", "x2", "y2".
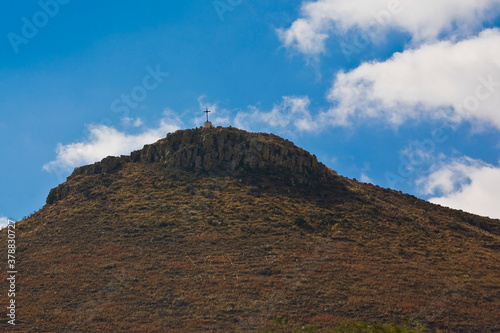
[{"x1": 2, "y1": 126, "x2": 500, "y2": 332}]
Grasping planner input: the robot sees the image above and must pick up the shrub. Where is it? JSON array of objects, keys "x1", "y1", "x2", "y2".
[
  {"x1": 46, "y1": 188, "x2": 57, "y2": 205},
  {"x1": 293, "y1": 216, "x2": 307, "y2": 228},
  {"x1": 263, "y1": 318, "x2": 423, "y2": 333},
  {"x1": 103, "y1": 262, "x2": 117, "y2": 270},
  {"x1": 331, "y1": 321, "x2": 424, "y2": 333},
  {"x1": 264, "y1": 316, "x2": 319, "y2": 333}
]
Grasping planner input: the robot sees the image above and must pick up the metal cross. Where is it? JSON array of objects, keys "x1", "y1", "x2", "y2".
[{"x1": 203, "y1": 108, "x2": 211, "y2": 122}]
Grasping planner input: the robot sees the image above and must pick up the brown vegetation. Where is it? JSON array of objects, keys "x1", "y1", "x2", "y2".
[{"x1": 2, "y1": 127, "x2": 499, "y2": 332}]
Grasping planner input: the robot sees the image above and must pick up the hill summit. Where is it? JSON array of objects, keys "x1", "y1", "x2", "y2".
[
  {"x1": 47, "y1": 126, "x2": 331, "y2": 205},
  {"x1": 4, "y1": 126, "x2": 500, "y2": 332}
]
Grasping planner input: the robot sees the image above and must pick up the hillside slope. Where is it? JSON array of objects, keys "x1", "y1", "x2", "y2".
[{"x1": 2, "y1": 127, "x2": 500, "y2": 332}]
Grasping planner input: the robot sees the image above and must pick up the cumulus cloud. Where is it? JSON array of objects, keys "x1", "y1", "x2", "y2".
[
  {"x1": 43, "y1": 117, "x2": 181, "y2": 172},
  {"x1": 278, "y1": 0, "x2": 500, "y2": 56},
  {"x1": 121, "y1": 117, "x2": 143, "y2": 127},
  {"x1": 0, "y1": 216, "x2": 14, "y2": 230},
  {"x1": 360, "y1": 173, "x2": 373, "y2": 184},
  {"x1": 417, "y1": 157, "x2": 500, "y2": 219},
  {"x1": 319, "y1": 29, "x2": 500, "y2": 129},
  {"x1": 234, "y1": 96, "x2": 317, "y2": 132}
]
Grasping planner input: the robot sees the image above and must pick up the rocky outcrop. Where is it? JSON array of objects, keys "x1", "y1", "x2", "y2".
[
  {"x1": 47, "y1": 127, "x2": 333, "y2": 205},
  {"x1": 129, "y1": 127, "x2": 330, "y2": 180},
  {"x1": 72, "y1": 156, "x2": 126, "y2": 176}
]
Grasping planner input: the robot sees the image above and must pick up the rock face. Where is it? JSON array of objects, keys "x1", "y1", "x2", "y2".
[
  {"x1": 136, "y1": 127, "x2": 327, "y2": 176},
  {"x1": 47, "y1": 127, "x2": 332, "y2": 204},
  {"x1": 78, "y1": 127, "x2": 329, "y2": 178}
]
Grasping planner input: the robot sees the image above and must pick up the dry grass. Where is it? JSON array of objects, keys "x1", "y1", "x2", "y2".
[{"x1": 2, "y1": 130, "x2": 500, "y2": 332}]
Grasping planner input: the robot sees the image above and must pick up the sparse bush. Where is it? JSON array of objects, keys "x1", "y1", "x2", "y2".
[
  {"x1": 264, "y1": 316, "x2": 320, "y2": 333},
  {"x1": 103, "y1": 262, "x2": 117, "y2": 270},
  {"x1": 293, "y1": 216, "x2": 307, "y2": 228},
  {"x1": 263, "y1": 317, "x2": 423, "y2": 333},
  {"x1": 46, "y1": 188, "x2": 57, "y2": 205},
  {"x1": 292, "y1": 216, "x2": 315, "y2": 232},
  {"x1": 331, "y1": 321, "x2": 424, "y2": 333},
  {"x1": 157, "y1": 221, "x2": 171, "y2": 227}
]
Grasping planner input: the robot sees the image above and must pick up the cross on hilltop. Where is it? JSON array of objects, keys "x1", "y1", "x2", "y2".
[
  {"x1": 204, "y1": 108, "x2": 211, "y2": 122},
  {"x1": 203, "y1": 108, "x2": 213, "y2": 128}
]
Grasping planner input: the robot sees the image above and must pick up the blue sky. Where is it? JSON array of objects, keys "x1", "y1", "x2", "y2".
[{"x1": 1, "y1": 0, "x2": 500, "y2": 227}]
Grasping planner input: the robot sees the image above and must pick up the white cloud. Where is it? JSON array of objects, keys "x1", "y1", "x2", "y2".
[
  {"x1": 43, "y1": 117, "x2": 181, "y2": 172},
  {"x1": 319, "y1": 29, "x2": 500, "y2": 129},
  {"x1": 417, "y1": 157, "x2": 500, "y2": 219},
  {"x1": 360, "y1": 173, "x2": 373, "y2": 183},
  {"x1": 121, "y1": 117, "x2": 143, "y2": 127},
  {"x1": 278, "y1": 0, "x2": 500, "y2": 56},
  {"x1": 0, "y1": 216, "x2": 14, "y2": 230},
  {"x1": 235, "y1": 96, "x2": 317, "y2": 132}
]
